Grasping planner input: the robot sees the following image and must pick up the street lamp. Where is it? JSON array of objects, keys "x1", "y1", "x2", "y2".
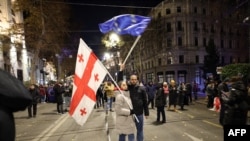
[{"x1": 102, "y1": 33, "x2": 122, "y2": 81}]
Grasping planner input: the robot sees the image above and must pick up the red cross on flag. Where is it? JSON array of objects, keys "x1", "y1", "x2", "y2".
[{"x1": 69, "y1": 38, "x2": 107, "y2": 126}]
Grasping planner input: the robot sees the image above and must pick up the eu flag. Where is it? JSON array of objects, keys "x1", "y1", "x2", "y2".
[{"x1": 99, "y1": 14, "x2": 151, "y2": 36}]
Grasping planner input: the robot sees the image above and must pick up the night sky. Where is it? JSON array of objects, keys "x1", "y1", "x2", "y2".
[{"x1": 68, "y1": 0, "x2": 164, "y2": 58}]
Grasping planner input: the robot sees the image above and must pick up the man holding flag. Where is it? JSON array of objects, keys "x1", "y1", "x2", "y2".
[
  {"x1": 99, "y1": 14, "x2": 151, "y2": 141},
  {"x1": 70, "y1": 13, "x2": 151, "y2": 140}
]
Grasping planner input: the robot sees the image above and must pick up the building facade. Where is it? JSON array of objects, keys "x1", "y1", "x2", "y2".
[
  {"x1": 0, "y1": 0, "x2": 57, "y2": 84},
  {"x1": 119, "y1": 0, "x2": 249, "y2": 89},
  {"x1": 0, "y1": 0, "x2": 30, "y2": 81}
]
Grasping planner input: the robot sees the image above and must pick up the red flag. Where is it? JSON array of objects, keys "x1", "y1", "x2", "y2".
[{"x1": 69, "y1": 38, "x2": 107, "y2": 126}]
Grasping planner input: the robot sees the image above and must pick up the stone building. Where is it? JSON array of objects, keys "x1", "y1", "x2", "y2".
[
  {"x1": 120, "y1": 0, "x2": 249, "y2": 89},
  {"x1": 0, "y1": 0, "x2": 56, "y2": 84}
]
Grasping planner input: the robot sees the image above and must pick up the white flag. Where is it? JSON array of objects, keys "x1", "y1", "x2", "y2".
[{"x1": 69, "y1": 38, "x2": 107, "y2": 126}]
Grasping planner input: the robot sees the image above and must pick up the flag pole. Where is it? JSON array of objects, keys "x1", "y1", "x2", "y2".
[
  {"x1": 122, "y1": 35, "x2": 141, "y2": 65},
  {"x1": 102, "y1": 65, "x2": 139, "y2": 123}
]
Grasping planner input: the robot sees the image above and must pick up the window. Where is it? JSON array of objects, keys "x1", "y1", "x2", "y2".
[
  {"x1": 221, "y1": 26, "x2": 224, "y2": 34},
  {"x1": 157, "y1": 72, "x2": 164, "y2": 83},
  {"x1": 194, "y1": 7, "x2": 197, "y2": 13},
  {"x1": 165, "y1": 71, "x2": 175, "y2": 83},
  {"x1": 202, "y1": 23, "x2": 206, "y2": 31},
  {"x1": 146, "y1": 73, "x2": 154, "y2": 83},
  {"x1": 211, "y1": 25, "x2": 215, "y2": 33},
  {"x1": 195, "y1": 37, "x2": 198, "y2": 46},
  {"x1": 17, "y1": 69, "x2": 23, "y2": 81},
  {"x1": 230, "y1": 56, "x2": 233, "y2": 63},
  {"x1": 177, "y1": 21, "x2": 182, "y2": 31},
  {"x1": 179, "y1": 55, "x2": 184, "y2": 64},
  {"x1": 194, "y1": 21, "x2": 198, "y2": 31},
  {"x1": 166, "y1": 22, "x2": 171, "y2": 32},
  {"x1": 178, "y1": 71, "x2": 186, "y2": 83},
  {"x1": 166, "y1": 8, "x2": 171, "y2": 14},
  {"x1": 203, "y1": 38, "x2": 207, "y2": 47},
  {"x1": 195, "y1": 55, "x2": 199, "y2": 63},
  {"x1": 202, "y1": 8, "x2": 206, "y2": 15},
  {"x1": 221, "y1": 56, "x2": 225, "y2": 65},
  {"x1": 177, "y1": 6, "x2": 181, "y2": 13},
  {"x1": 229, "y1": 40, "x2": 232, "y2": 49},
  {"x1": 221, "y1": 40, "x2": 224, "y2": 48},
  {"x1": 178, "y1": 37, "x2": 182, "y2": 46},
  {"x1": 236, "y1": 41, "x2": 239, "y2": 49},
  {"x1": 229, "y1": 28, "x2": 233, "y2": 35},
  {"x1": 167, "y1": 57, "x2": 172, "y2": 64},
  {"x1": 237, "y1": 30, "x2": 240, "y2": 36},
  {"x1": 158, "y1": 58, "x2": 162, "y2": 66}
]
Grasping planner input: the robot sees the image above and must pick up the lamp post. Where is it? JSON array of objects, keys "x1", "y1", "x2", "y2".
[{"x1": 103, "y1": 33, "x2": 121, "y2": 81}]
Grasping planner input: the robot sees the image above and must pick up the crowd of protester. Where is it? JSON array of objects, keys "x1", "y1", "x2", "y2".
[{"x1": 1, "y1": 68, "x2": 248, "y2": 141}]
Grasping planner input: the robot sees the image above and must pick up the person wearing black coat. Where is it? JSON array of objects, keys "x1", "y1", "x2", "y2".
[
  {"x1": 118, "y1": 64, "x2": 149, "y2": 141},
  {"x1": 53, "y1": 82, "x2": 65, "y2": 114},
  {"x1": 177, "y1": 82, "x2": 186, "y2": 110},
  {"x1": 222, "y1": 76, "x2": 248, "y2": 126},
  {"x1": 155, "y1": 83, "x2": 167, "y2": 123},
  {"x1": 217, "y1": 78, "x2": 229, "y2": 125},
  {"x1": 27, "y1": 84, "x2": 40, "y2": 118},
  {"x1": 0, "y1": 69, "x2": 32, "y2": 141}
]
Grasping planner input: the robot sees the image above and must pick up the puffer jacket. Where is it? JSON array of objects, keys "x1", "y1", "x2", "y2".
[
  {"x1": 115, "y1": 90, "x2": 136, "y2": 134},
  {"x1": 155, "y1": 88, "x2": 166, "y2": 107}
]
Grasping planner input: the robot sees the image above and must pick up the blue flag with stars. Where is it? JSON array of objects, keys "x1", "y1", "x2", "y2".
[{"x1": 99, "y1": 14, "x2": 151, "y2": 36}]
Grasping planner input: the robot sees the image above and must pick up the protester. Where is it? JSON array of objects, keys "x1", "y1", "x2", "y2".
[
  {"x1": 155, "y1": 83, "x2": 167, "y2": 123},
  {"x1": 162, "y1": 82, "x2": 169, "y2": 107},
  {"x1": 217, "y1": 78, "x2": 229, "y2": 125},
  {"x1": 146, "y1": 81, "x2": 157, "y2": 109},
  {"x1": 206, "y1": 81, "x2": 215, "y2": 108},
  {"x1": 114, "y1": 80, "x2": 136, "y2": 141},
  {"x1": 95, "y1": 85, "x2": 104, "y2": 109},
  {"x1": 27, "y1": 84, "x2": 40, "y2": 118},
  {"x1": 0, "y1": 69, "x2": 32, "y2": 141},
  {"x1": 185, "y1": 82, "x2": 192, "y2": 105},
  {"x1": 53, "y1": 82, "x2": 65, "y2": 114},
  {"x1": 221, "y1": 76, "x2": 248, "y2": 126},
  {"x1": 168, "y1": 80, "x2": 178, "y2": 111},
  {"x1": 118, "y1": 64, "x2": 149, "y2": 141},
  {"x1": 64, "y1": 83, "x2": 72, "y2": 112},
  {"x1": 192, "y1": 81, "x2": 198, "y2": 101},
  {"x1": 103, "y1": 80, "x2": 115, "y2": 112},
  {"x1": 177, "y1": 82, "x2": 186, "y2": 110},
  {"x1": 39, "y1": 84, "x2": 47, "y2": 103}
]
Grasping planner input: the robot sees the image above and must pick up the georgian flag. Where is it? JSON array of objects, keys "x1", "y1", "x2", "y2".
[{"x1": 69, "y1": 38, "x2": 107, "y2": 126}]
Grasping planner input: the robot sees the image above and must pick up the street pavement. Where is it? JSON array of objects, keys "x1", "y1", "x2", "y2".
[{"x1": 13, "y1": 92, "x2": 249, "y2": 141}]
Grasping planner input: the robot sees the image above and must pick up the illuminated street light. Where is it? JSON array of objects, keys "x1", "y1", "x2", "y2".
[{"x1": 102, "y1": 32, "x2": 123, "y2": 81}]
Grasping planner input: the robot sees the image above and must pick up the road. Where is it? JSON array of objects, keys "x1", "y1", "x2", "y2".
[{"x1": 13, "y1": 97, "x2": 233, "y2": 141}]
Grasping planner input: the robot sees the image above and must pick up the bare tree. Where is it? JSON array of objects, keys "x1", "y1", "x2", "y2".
[{"x1": 12, "y1": 0, "x2": 70, "y2": 83}]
